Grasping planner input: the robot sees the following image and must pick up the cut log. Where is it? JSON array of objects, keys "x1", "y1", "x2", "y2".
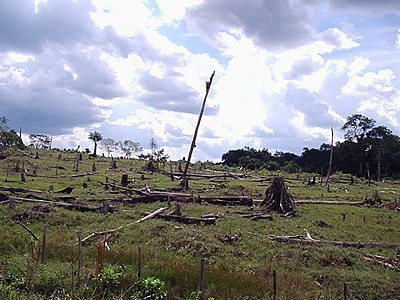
[
  {"x1": 260, "y1": 177, "x2": 296, "y2": 214},
  {"x1": 56, "y1": 186, "x2": 75, "y2": 194},
  {"x1": 362, "y1": 253, "x2": 400, "y2": 272},
  {"x1": 79, "y1": 206, "x2": 168, "y2": 244},
  {"x1": 6, "y1": 196, "x2": 116, "y2": 212},
  {"x1": 201, "y1": 196, "x2": 253, "y2": 206},
  {"x1": 241, "y1": 212, "x2": 273, "y2": 221},
  {"x1": 259, "y1": 230, "x2": 400, "y2": 249},
  {"x1": 136, "y1": 211, "x2": 216, "y2": 225},
  {"x1": 0, "y1": 186, "x2": 46, "y2": 194}
]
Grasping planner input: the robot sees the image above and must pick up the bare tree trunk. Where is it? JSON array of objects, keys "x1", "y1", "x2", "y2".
[
  {"x1": 325, "y1": 127, "x2": 334, "y2": 186},
  {"x1": 180, "y1": 71, "x2": 215, "y2": 189},
  {"x1": 377, "y1": 147, "x2": 381, "y2": 182}
]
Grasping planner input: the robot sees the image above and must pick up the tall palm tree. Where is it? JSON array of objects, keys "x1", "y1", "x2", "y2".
[{"x1": 88, "y1": 131, "x2": 103, "y2": 157}]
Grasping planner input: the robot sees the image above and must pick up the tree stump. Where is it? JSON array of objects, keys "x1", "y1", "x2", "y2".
[
  {"x1": 121, "y1": 174, "x2": 128, "y2": 187},
  {"x1": 110, "y1": 159, "x2": 117, "y2": 169},
  {"x1": 260, "y1": 177, "x2": 296, "y2": 214}
]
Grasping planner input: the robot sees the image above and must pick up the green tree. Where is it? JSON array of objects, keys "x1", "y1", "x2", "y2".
[
  {"x1": 0, "y1": 130, "x2": 24, "y2": 150},
  {"x1": 88, "y1": 131, "x2": 103, "y2": 157},
  {"x1": 367, "y1": 125, "x2": 392, "y2": 181},
  {"x1": 341, "y1": 114, "x2": 376, "y2": 177}
]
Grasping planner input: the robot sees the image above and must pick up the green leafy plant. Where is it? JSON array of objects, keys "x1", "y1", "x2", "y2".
[
  {"x1": 98, "y1": 264, "x2": 123, "y2": 287},
  {"x1": 131, "y1": 276, "x2": 167, "y2": 300}
]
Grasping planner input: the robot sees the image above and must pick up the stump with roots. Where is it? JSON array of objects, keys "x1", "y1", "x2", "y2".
[{"x1": 261, "y1": 177, "x2": 296, "y2": 215}]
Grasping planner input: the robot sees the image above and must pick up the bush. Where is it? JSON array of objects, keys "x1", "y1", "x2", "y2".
[{"x1": 131, "y1": 276, "x2": 167, "y2": 300}]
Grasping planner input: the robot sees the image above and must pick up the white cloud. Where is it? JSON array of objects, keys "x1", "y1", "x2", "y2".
[{"x1": 1, "y1": 0, "x2": 400, "y2": 161}]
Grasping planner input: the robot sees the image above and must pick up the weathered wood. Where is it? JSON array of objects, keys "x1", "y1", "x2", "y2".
[
  {"x1": 56, "y1": 186, "x2": 75, "y2": 194},
  {"x1": 7, "y1": 196, "x2": 116, "y2": 212},
  {"x1": 14, "y1": 221, "x2": 39, "y2": 241},
  {"x1": 241, "y1": 212, "x2": 273, "y2": 221},
  {"x1": 325, "y1": 127, "x2": 334, "y2": 186},
  {"x1": 200, "y1": 196, "x2": 253, "y2": 206},
  {"x1": 261, "y1": 177, "x2": 296, "y2": 214},
  {"x1": 173, "y1": 171, "x2": 249, "y2": 179},
  {"x1": 296, "y1": 200, "x2": 365, "y2": 206},
  {"x1": 362, "y1": 253, "x2": 400, "y2": 272},
  {"x1": 136, "y1": 211, "x2": 216, "y2": 225},
  {"x1": 181, "y1": 71, "x2": 215, "y2": 189},
  {"x1": 253, "y1": 199, "x2": 365, "y2": 206},
  {"x1": 79, "y1": 207, "x2": 168, "y2": 244},
  {"x1": 264, "y1": 231, "x2": 400, "y2": 249},
  {"x1": 0, "y1": 186, "x2": 46, "y2": 194},
  {"x1": 120, "y1": 174, "x2": 128, "y2": 186}
]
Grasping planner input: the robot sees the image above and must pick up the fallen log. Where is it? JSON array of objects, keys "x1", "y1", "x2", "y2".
[
  {"x1": 7, "y1": 196, "x2": 116, "y2": 213},
  {"x1": 171, "y1": 171, "x2": 250, "y2": 179},
  {"x1": 241, "y1": 212, "x2": 273, "y2": 221},
  {"x1": 79, "y1": 207, "x2": 168, "y2": 244},
  {"x1": 0, "y1": 185, "x2": 46, "y2": 194},
  {"x1": 362, "y1": 253, "x2": 400, "y2": 272},
  {"x1": 296, "y1": 200, "x2": 365, "y2": 206},
  {"x1": 259, "y1": 230, "x2": 400, "y2": 249},
  {"x1": 136, "y1": 211, "x2": 216, "y2": 225},
  {"x1": 253, "y1": 199, "x2": 366, "y2": 206},
  {"x1": 201, "y1": 196, "x2": 253, "y2": 206}
]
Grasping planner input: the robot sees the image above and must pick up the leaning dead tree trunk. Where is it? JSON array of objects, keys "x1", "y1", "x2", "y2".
[
  {"x1": 180, "y1": 71, "x2": 215, "y2": 190},
  {"x1": 260, "y1": 177, "x2": 296, "y2": 215}
]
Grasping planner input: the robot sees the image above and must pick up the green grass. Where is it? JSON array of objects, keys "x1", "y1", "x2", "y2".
[{"x1": 0, "y1": 148, "x2": 399, "y2": 299}]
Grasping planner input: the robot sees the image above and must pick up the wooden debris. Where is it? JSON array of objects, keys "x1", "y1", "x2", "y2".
[
  {"x1": 136, "y1": 211, "x2": 216, "y2": 225},
  {"x1": 6, "y1": 196, "x2": 116, "y2": 213},
  {"x1": 259, "y1": 230, "x2": 400, "y2": 249},
  {"x1": 362, "y1": 253, "x2": 399, "y2": 272},
  {"x1": 242, "y1": 212, "x2": 273, "y2": 221},
  {"x1": 14, "y1": 221, "x2": 39, "y2": 241},
  {"x1": 0, "y1": 185, "x2": 46, "y2": 194},
  {"x1": 56, "y1": 186, "x2": 75, "y2": 194},
  {"x1": 261, "y1": 177, "x2": 296, "y2": 214},
  {"x1": 79, "y1": 207, "x2": 168, "y2": 244}
]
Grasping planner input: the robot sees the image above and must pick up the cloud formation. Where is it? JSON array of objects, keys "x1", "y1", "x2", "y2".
[{"x1": 0, "y1": 0, "x2": 399, "y2": 162}]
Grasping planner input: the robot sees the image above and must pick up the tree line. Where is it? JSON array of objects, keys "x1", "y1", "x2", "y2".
[
  {"x1": 221, "y1": 114, "x2": 400, "y2": 179},
  {"x1": 3, "y1": 113, "x2": 400, "y2": 179}
]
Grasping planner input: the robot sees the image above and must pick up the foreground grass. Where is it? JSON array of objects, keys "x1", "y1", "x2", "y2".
[{"x1": 0, "y1": 149, "x2": 399, "y2": 299}]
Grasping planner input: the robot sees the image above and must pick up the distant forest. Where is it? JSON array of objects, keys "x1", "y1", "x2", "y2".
[
  {"x1": 2, "y1": 114, "x2": 400, "y2": 179},
  {"x1": 221, "y1": 114, "x2": 400, "y2": 180}
]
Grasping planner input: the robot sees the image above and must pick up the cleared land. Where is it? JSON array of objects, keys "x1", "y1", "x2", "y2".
[{"x1": 0, "y1": 149, "x2": 399, "y2": 299}]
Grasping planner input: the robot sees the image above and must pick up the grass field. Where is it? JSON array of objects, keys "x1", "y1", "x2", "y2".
[{"x1": 0, "y1": 148, "x2": 399, "y2": 299}]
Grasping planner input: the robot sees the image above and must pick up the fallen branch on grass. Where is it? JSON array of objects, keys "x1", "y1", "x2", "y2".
[
  {"x1": 295, "y1": 200, "x2": 365, "y2": 206},
  {"x1": 170, "y1": 171, "x2": 250, "y2": 180},
  {"x1": 135, "y1": 211, "x2": 216, "y2": 225},
  {"x1": 14, "y1": 221, "x2": 39, "y2": 241},
  {"x1": 240, "y1": 212, "x2": 273, "y2": 221},
  {"x1": 0, "y1": 185, "x2": 46, "y2": 194},
  {"x1": 79, "y1": 207, "x2": 168, "y2": 244},
  {"x1": 98, "y1": 182, "x2": 254, "y2": 206},
  {"x1": 362, "y1": 253, "x2": 400, "y2": 272},
  {"x1": 251, "y1": 230, "x2": 400, "y2": 249},
  {"x1": 5, "y1": 195, "x2": 116, "y2": 212}
]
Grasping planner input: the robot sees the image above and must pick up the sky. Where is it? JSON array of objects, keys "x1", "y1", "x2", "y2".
[{"x1": 1, "y1": 0, "x2": 400, "y2": 162}]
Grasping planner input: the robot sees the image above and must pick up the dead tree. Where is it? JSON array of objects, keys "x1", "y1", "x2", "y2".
[
  {"x1": 325, "y1": 127, "x2": 334, "y2": 186},
  {"x1": 180, "y1": 71, "x2": 215, "y2": 189},
  {"x1": 260, "y1": 177, "x2": 296, "y2": 215}
]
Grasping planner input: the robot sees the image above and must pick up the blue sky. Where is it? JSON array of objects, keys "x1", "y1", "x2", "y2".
[{"x1": 1, "y1": 0, "x2": 399, "y2": 161}]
